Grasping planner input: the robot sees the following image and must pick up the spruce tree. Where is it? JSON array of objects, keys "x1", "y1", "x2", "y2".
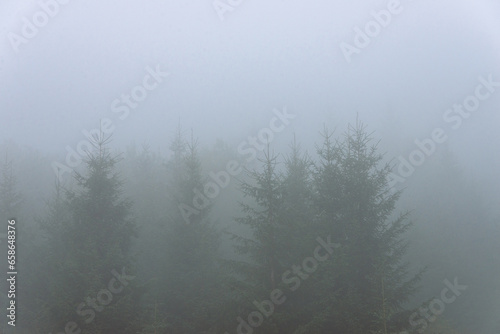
[
  {"x1": 226, "y1": 147, "x2": 286, "y2": 333},
  {"x1": 271, "y1": 138, "x2": 323, "y2": 333},
  {"x1": 0, "y1": 156, "x2": 23, "y2": 218},
  {"x1": 0, "y1": 156, "x2": 23, "y2": 331},
  {"x1": 37, "y1": 135, "x2": 140, "y2": 333},
  {"x1": 32, "y1": 178, "x2": 72, "y2": 330},
  {"x1": 234, "y1": 148, "x2": 283, "y2": 290},
  {"x1": 147, "y1": 129, "x2": 223, "y2": 333},
  {"x1": 280, "y1": 136, "x2": 314, "y2": 260},
  {"x1": 309, "y1": 121, "x2": 423, "y2": 333}
]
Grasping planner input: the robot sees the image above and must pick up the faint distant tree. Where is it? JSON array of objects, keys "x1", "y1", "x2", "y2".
[
  {"x1": 144, "y1": 127, "x2": 224, "y2": 333},
  {"x1": 280, "y1": 136, "x2": 315, "y2": 260},
  {"x1": 29, "y1": 177, "x2": 71, "y2": 330},
  {"x1": 0, "y1": 155, "x2": 23, "y2": 331},
  {"x1": 404, "y1": 145, "x2": 498, "y2": 333},
  {"x1": 225, "y1": 146, "x2": 286, "y2": 333},
  {"x1": 0, "y1": 154, "x2": 23, "y2": 220}
]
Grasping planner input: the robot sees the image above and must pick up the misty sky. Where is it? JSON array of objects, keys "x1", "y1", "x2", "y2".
[{"x1": 1, "y1": 0, "x2": 499, "y2": 185}]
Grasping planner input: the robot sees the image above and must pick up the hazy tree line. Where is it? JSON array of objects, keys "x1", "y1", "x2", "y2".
[{"x1": 0, "y1": 120, "x2": 498, "y2": 333}]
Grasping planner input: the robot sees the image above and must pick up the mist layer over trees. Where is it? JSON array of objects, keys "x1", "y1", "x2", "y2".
[{"x1": 0, "y1": 118, "x2": 498, "y2": 334}]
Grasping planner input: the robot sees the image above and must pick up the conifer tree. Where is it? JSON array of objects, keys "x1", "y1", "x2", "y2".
[
  {"x1": 234, "y1": 148, "x2": 283, "y2": 290},
  {"x1": 404, "y1": 146, "x2": 495, "y2": 332},
  {"x1": 270, "y1": 138, "x2": 324, "y2": 333},
  {"x1": 30, "y1": 177, "x2": 72, "y2": 330},
  {"x1": 0, "y1": 155, "x2": 23, "y2": 330},
  {"x1": 146, "y1": 128, "x2": 223, "y2": 333},
  {"x1": 280, "y1": 136, "x2": 314, "y2": 258},
  {"x1": 308, "y1": 121, "x2": 423, "y2": 333},
  {"x1": 226, "y1": 147, "x2": 286, "y2": 333},
  {"x1": 0, "y1": 155, "x2": 23, "y2": 220},
  {"x1": 36, "y1": 135, "x2": 141, "y2": 333}
]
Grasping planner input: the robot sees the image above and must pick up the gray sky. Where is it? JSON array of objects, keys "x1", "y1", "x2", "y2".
[{"x1": 1, "y1": 0, "x2": 499, "y2": 181}]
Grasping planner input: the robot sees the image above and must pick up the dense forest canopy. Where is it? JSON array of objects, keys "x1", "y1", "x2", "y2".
[{"x1": 0, "y1": 119, "x2": 498, "y2": 333}]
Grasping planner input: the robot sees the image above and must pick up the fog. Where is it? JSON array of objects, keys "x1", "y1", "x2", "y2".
[{"x1": 0, "y1": 0, "x2": 499, "y2": 333}]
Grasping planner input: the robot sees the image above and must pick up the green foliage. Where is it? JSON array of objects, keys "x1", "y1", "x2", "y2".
[
  {"x1": 18, "y1": 121, "x2": 434, "y2": 333},
  {"x1": 229, "y1": 122, "x2": 423, "y2": 333},
  {"x1": 306, "y1": 121, "x2": 424, "y2": 333},
  {"x1": 0, "y1": 155, "x2": 23, "y2": 220},
  {"x1": 34, "y1": 135, "x2": 140, "y2": 333},
  {"x1": 139, "y1": 128, "x2": 226, "y2": 333}
]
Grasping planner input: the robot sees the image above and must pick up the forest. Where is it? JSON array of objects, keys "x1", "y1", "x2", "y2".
[
  {"x1": 0, "y1": 119, "x2": 498, "y2": 334},
  {"x1": 1, "y1": 1, "x2": 499, "y2": 333}
]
